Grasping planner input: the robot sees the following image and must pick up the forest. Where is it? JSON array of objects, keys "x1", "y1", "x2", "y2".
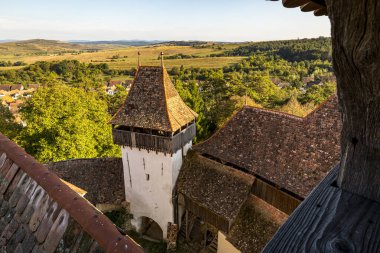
[{"x1": 0, "y1": 37, "x2": 335, "y2": 162}]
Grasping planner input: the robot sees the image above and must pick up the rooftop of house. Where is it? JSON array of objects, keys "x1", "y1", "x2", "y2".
[
  {"x1": 195, "y1": 95, "x2": 341, "y2": 199},
  {"x1": 0, "y1": 133, "x2": 144, "y2": 253},
  {"x1": 0, "y1": 85, "x2": 11, "y2": 92},
  {"x1": 28, "y1": 84, "x2": 40, "y2": 89},
  {"x1": 110, "y1": 66, "x2": 198, "y2": 132}
]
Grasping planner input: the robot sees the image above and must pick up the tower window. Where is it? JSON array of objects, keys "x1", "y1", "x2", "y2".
[{"x1": 146, "y1": 174, "x2": 150, "y2": 181}]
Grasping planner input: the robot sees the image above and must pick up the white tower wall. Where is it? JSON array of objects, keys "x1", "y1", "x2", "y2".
[{"x1": 121, "y1": 140, "x2": 192, "y2": 239}]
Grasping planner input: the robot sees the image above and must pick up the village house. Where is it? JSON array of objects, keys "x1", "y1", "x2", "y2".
[
  {"x1": 28, "y1": 84, "x2": 40, "y2": 90},
  {"x1": 0, "y1": 85, "x2": 12, "y2": 93},
  {"x1": 105, "y1": 80, "x2": 132, "y2": 95}
]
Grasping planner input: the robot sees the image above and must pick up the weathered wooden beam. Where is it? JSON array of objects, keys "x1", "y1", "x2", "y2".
[
  {"x1": 326, "y1": 0, "x2": 380, "y2": 202},
  {"x1": 314, "y1": 8, "x2": 327, "y2": 16},
  {"x1": 301, "y1": 2, "x2": 323, "y2": 12},
  {"x1": 263, "y1": 165, "x2": 380, "y2": 252},
  {"x1": 282, "y1": 0, "x2": 309, "y2": 8}
]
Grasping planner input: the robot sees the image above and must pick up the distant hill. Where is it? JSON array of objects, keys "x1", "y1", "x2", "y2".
[
  {"x1": 0, "y1": 40, "x2": 15, "y2": 43},
  {"x1": 69, "y1": 40, "x2": 166, "y2": 46},
  {"x1": 224, "y1": 37, "x2": 332, "y2": 62},
  {"x1": 0, "y1": 39, "x2": 128, "y2": 56}
]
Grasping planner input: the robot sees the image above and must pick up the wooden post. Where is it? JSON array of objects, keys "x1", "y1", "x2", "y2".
[{"x1": 326, "y1": 0, "x2": 380, "y2": 202}]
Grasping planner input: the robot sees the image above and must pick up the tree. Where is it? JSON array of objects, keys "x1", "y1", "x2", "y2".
[
  {"x1": 0, "y1": 103, "x2": 22, "y2": 140},
  {"x1": 201, "y1": 70, "x2": 236, "y2": 131},
  {"x1": 279, "y1": 91, "x2": 315, "y2": 117},
  {"x1": 298, "y1": 81, "x2": 336, "y2": 105},
  {"x1": 104, "y1": 84, "x2": 129, "y2": 115},
  {"x1": 19, "y1": 85, "x2": 119, "y2": 162}
]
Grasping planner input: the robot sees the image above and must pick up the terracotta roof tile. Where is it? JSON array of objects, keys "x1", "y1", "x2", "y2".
[
  {"x1": 0, "y1": 133, "x2": 144, "y2": 253},
  {"x1": 110, "y1": 66, "x2": 197, "y2": 132},
  {"x1": 195, "y1": 96, "x2": 341, "y2": 198},
  {"x1": 0, "y1": 85, "x2": 11, "y2": 91}
]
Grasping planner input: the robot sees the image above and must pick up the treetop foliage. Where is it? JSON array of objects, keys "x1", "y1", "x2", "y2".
[{"x1": 19, "y1": 85, "x2": 119, "y2": 162}]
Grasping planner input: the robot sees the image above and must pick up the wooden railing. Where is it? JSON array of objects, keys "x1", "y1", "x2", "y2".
[{"x1": 112, "y1": 123, "x2": 196, "y2": 154}]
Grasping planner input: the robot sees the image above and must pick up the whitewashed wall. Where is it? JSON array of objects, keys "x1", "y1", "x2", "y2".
[{"x1": 121, "y1": 140, "x2": 192, "y2": 239}]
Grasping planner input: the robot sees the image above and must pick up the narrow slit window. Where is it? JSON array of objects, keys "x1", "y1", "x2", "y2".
[{"x1": 146, "y1": 174, "x2": 150, "y2": 181}]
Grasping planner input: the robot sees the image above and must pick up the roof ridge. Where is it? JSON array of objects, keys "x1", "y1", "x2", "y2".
[
  {"x1": 241, "y1": 94, "x2": 337, "y2": 121},
  {"x1": 303, "y1": 93, "x2": 337, "y2": 119},
  {"x1": 243, "y1": 106, "x2": 304, "y2": 121},
  {"x1": 109, "y1": 67, "x2": 140, "y2": 125},
  {"x1": 0, "y1": 133, "x2": 144, "y2": 253}
]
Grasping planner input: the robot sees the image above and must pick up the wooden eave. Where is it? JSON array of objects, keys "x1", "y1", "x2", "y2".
[{"x1": 282, "y1": 0, "x2": 327, "y2": 16}]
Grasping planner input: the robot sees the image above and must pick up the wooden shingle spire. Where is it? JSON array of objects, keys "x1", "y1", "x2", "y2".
[{"x1": 110, "y1": 66, "x2": 197, "y2": 132}]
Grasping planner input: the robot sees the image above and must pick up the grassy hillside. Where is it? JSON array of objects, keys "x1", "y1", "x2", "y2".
[
  {"x1": 0, "y1": 40, "x2": 245, "y2": 69},
  {"x1": 0, "y1": 39, "x2": 125, "y2": 56}
]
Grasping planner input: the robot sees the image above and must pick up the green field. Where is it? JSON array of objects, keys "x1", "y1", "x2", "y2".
[{"x1": 0, "y1": 40, "x2": 246, "y2": 70}]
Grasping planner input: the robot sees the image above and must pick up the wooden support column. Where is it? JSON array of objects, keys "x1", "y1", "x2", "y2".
[{"x1": 326, "y1": 0, "x2": 380, "y2": 202}]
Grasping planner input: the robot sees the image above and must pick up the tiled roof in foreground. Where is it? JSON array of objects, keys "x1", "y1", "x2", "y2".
[
  {"x1": 195, "y1": 96, "x2": 341, "y2": 198},
  {"x1": 0, "y1": 133, "x2": 144, "y2": 253},
  {"x1": 110, "y1": 66, "x2": 197, "y2": 132}
]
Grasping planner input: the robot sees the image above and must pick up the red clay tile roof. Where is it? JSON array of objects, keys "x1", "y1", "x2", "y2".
[
  {"x1": 28, "y1": 84, "x2": 40, "y2": 89},
  {"x1": 110, "y1": 66, "x2": 197, "y2": 132},
  {"x1": 0, "y1": 85, "x2": 11, "y2": 92},
  {"x1": 195, "y1": 96, "x2": 341, "y2": 198},
  {"x1": 0, "y1": 133, "x2": 144, "y2": 253},
  {"x1": 11, "y1": 84, "x2": 23, "y2": 91}
]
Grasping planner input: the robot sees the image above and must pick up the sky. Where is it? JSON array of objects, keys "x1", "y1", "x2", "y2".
[{"x1": 0, "y1": 0, "x2": 331, "y2": 42}]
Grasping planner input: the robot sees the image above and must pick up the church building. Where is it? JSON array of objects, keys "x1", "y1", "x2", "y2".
[
  {"x1": 110, "y1": 62, "x2": 197, "y2": 240},
  {"x1": 107, "y1": 55, "x2": 342, "y2": 252}
]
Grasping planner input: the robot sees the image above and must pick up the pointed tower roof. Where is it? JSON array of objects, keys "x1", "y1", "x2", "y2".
[{"x1": 110, "y1": 66, "x2": 198, "y2": 132}]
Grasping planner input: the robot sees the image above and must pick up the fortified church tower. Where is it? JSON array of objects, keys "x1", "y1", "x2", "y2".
[{"x1": 110, "y1": 54, "x2": 197, "y2": 239}]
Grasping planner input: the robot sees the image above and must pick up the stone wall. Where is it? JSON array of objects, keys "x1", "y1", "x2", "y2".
[{"x1": 47, "y1": 158, "x2": 125, "y2": 206}]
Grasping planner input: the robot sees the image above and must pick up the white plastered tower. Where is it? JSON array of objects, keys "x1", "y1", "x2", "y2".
[{"x1": 110, "y1": 64, "x2": 197, "y2": 240}]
